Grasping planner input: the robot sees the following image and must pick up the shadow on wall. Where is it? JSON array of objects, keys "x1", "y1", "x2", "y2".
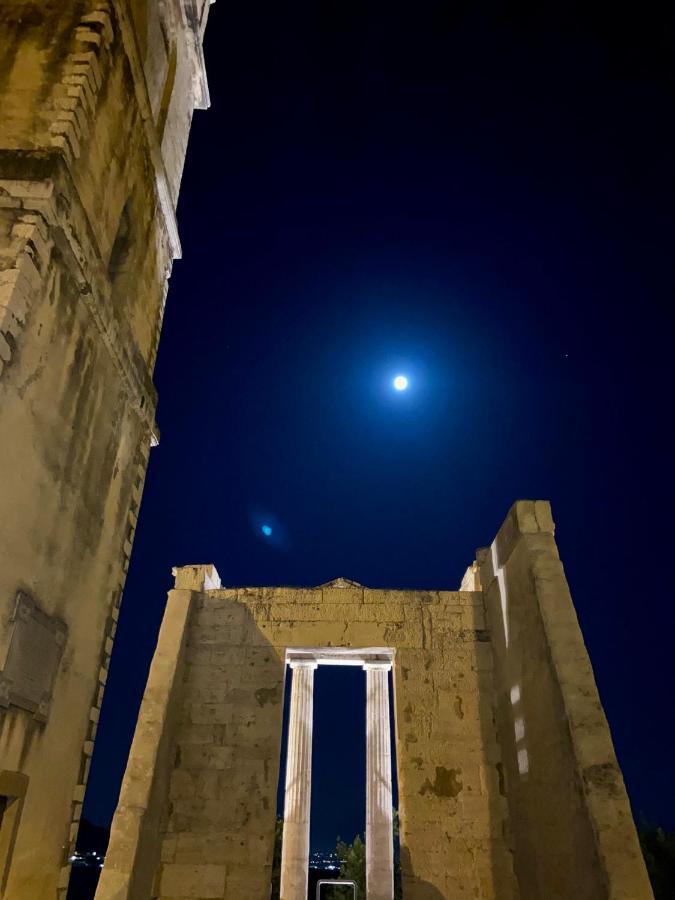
[
  {"x1": 158, "y1": 587, "x2": 288, "y2": 898},
  {"x1": 473, "y1": 588, "x2": 517, "y2": 899},
  {"x1": 399, "y1": 847, "x2": 445, "y2": 900},
  {"x1": 96, "y1": 578, "x2": 288, "y2": 900}
]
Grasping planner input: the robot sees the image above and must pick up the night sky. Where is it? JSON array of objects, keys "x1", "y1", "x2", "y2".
[{"x1": 84, "y1": 1, "x2": 675, "y2": 852}]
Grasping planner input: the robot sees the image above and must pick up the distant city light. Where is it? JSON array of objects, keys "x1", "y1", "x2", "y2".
[
  {"x1": 69, "y1": 850, "x2": 105, "y2": 869},
  {"x1": 393, "y1": 375, "x2": 408, "y2": 391},
  {"x1": 261, "y1": 524, "x2": 273, "y2": 536},
  {"x1": 309, "y1": 850, "x2": 340, "y2": 871}
]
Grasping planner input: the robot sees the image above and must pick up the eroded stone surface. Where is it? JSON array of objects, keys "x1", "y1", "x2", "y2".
[
  {"x1": 103, "y1": 505, "x2": 653, "y2": 899},
  {"x1": 104, "y1": 576, "x2": 516, "y2": 898},
  {"x1": 0, "y1": 2, "x2": 213, "y2": 895}
]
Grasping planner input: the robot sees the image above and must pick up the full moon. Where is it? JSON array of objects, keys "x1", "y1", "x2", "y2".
[{"x1": 393, "y1": 375, "x2": 408, "y2": 391}]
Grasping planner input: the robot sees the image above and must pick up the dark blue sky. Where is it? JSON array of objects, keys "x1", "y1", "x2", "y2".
[{"x1": 84, "y1": 0, "x2": 675, "y2": 849}]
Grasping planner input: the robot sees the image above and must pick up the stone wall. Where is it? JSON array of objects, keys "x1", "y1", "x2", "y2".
[
  {"x1": 97, "y1": 584, "x2": 196, "y2": 900},
  {"x1": 478, "y1": 501, "x2": 652, "y2": 900},
  {"x1": 102, "y1": 503, "x2": 652, "y2": 900},
  {"x1": 104, "y1": 570, "x2": 517, "y2": 899},
  {"x1": 0, "y1": 2, "x2": 212, "y2": 895}
]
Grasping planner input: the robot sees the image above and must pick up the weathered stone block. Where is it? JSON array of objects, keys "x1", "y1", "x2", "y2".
[{"x1": 159, "y1": 864, "x2": 226, "y2": 898}]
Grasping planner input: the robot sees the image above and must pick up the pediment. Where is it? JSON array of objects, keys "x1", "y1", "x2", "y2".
[{"x1": 319, "y1": 577, "x2": 363, "y2": 589}]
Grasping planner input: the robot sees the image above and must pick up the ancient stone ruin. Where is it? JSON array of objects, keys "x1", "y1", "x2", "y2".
[
  {"x1": 0, "y1": 2, "x2": 657, "y2": 898},
  {"x1": 96, "y1": 501, "x2": 653, "y2": 899}
]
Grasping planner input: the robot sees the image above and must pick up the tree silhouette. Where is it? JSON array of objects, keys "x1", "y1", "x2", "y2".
[{"x1": 639, "y1": 823, "x2": 675, "y2": 899}]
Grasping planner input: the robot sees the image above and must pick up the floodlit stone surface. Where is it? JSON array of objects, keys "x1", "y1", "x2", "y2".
[
  {"x1": 102, "y1": 503, "x2": 651, "y2": 899},
  {"x1": 107, "y1": 574, "x2": 513, "y2": 899},
  {"x1": 478, "y1": 501, "x2": 653, "y2": 900},
  {"x1": 279, "y1": 661, "x2": 317, "y2": 900},
  {"x1": 0, "y1": 2, "x2": 213, "y2": 895},
  {"x1": 365, "y1": 662, "x2": 395, "y2": 900}
]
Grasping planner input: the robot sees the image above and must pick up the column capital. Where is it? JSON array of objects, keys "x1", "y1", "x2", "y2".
[
  {"x1": 289, "y1": 659, "x2": 318, "y2": 670},
  {"x1": 363, "y1": 661, "x2": 392, "y2": 672}
]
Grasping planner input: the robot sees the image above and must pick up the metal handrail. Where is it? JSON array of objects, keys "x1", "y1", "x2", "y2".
[{"x1": 316, "y1": 879, "x2": 358, "y2": 898}]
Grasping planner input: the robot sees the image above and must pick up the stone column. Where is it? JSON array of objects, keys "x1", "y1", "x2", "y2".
[
  {"x1": 364, "y1": 662, "x2": 394, "y2": 900},
  {"x1": 280, "y1": 660, "x2": 317, "y2": 900}
]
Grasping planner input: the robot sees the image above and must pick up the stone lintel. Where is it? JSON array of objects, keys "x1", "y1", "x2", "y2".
[{"x1": 285, "y1": 647, "x2": 394, "y2": 668}]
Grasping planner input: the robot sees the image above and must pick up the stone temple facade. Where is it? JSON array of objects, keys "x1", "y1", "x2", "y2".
[
  {"x1": 0, "y1": 2, "x2": 213, "y2": 896},
  {"x1": 99, "y1": 501, "x2": 653, "y2": 900}
]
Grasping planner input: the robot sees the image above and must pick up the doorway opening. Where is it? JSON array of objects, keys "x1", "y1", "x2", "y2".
[{"x1": 274, "y1": 648, "x2": 398, "y2": 900}]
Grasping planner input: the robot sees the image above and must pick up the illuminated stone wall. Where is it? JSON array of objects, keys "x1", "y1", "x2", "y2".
[
  {"x1": 102, "y1": 502, "x2": 652, "y2": 899},
  {"x1": 0, "y1": 2, "x2": 212, "y2": 895},
  {"x1": 153, "y1": 583, "x2": 514, "y2": 899},
  {"x1": 100, "y1": 580, "x2": 515, "y2": 896},
  {"x1": 478, "y1": 501, "x2": 653, "y2": 900}
]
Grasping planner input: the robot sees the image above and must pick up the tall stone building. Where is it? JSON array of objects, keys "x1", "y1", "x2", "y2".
[
  {"x1": 98, "y1": 501, "x2": 652, "y2": 900},
  {"x1": 0, "y1": 1, "x2": 213, "y2": 895}
]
